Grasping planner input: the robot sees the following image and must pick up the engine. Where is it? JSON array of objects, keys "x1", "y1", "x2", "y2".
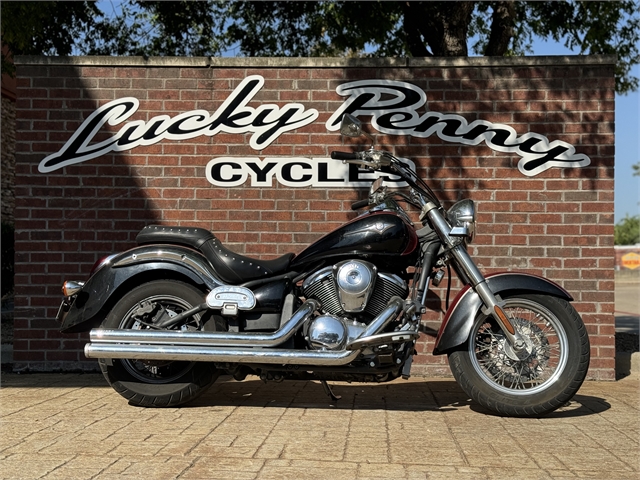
[{"x1": 302, "y1": 260, "x2": 408, "y2": 350}]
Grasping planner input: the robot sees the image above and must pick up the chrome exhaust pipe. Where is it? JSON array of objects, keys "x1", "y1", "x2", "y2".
[
  {"x1": 88, "y1": 299, "x2": 319, "y2": 348},
  {"x1": 84, "y1": 297, "x2": 406, "y2": 366},
  {"x1": 357, "y1": 296, "x2": 404, "y2": 338},
  {"x1": 347, "y1": 331, "x2": 419, "y2": 351},
  {"x1": 84, "y1": 344, "x2": 360, "y2": 365}
]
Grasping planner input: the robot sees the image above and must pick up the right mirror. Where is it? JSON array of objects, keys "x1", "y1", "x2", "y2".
[{"x1": 339, "y1": 113, "x2": 363, "y2": 137}]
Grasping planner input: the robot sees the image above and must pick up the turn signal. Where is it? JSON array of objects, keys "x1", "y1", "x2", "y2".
[
  {"x1": 62, "y1": 281, "x2": 85, "y2": 297},
  {"x1": 494, "y1": 305, "x2": 515, "y2": 335}
]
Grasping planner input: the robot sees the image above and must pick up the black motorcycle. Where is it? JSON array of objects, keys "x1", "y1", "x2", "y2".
[{"x1": 57, "y1": 114, "x2": 590, "y2": 417}]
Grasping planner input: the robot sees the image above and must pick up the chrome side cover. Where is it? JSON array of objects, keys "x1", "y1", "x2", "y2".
[{"x1": 206, "y1": 286, "x2": 256, "y2": 315}]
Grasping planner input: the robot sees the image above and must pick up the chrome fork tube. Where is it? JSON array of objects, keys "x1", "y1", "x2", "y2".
[
  {"x1": 450, "y1": 245, "x2": 522, "y2": 346},
  {"x1": 424, "y1": 205, "x2": 523, "y2": 348}
]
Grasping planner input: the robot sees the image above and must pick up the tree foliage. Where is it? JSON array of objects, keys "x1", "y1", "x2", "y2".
[
  {"x1": 2, "y1": 1, "x2": 639, "y2": 93},
  {"x1": 615, "y1": 215, "x2": 640, "y2": 245},
  {"x1": 1, "y1": 1, "x2": 99, "y2": 76}
]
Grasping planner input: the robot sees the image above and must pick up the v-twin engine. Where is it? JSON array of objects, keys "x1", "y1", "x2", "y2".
[{"x1": 302, "y1": 260, "x2": 408, "y2": 350}]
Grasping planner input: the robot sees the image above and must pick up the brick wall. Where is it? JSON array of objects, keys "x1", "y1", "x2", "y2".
[
  {"x1": 1, "y1": 96, "x2": 15, "y2": 224},
  {"x1": 14, "y1": 56, "x2": 616, "y2": 379}
]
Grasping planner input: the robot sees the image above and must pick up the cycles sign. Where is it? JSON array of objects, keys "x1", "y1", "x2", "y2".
[
  {"x1": 205, "y1": 157, "x2": 415, "y2": 188},
  {"x1": 38, "y1": 74, "x2": 591, "y2": 182}
]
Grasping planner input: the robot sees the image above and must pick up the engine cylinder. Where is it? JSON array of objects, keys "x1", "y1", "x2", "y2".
[{"x1": 302, "y1": 263, "x2": 408, "y2": 319}]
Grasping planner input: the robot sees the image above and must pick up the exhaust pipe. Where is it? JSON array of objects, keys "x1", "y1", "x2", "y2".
[
  {"x1": 84, "y1": 297, "x2": 405, "y2": 366},
  {"x1": 88, "y1": 299, "x2": 319, "y2": 348},
  {"x1": 356, "y1": 297, "x2": 403, "y2": 339},
  {"x1": 85, "y1": 343, "x2": 360, "y2": 365}
]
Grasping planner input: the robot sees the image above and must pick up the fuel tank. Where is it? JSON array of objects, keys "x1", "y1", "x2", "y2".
[{"x1": 291, "y1": 211, "x2": 418, "y2": 271}]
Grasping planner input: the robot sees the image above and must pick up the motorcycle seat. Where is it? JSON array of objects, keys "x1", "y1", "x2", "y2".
[{"x1": 136, "y1": 225, "x2": 295, "y2": 284}]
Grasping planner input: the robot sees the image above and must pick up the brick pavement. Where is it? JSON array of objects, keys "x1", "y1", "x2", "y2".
[{"x1": 1, "y1": 373, "x2": 638, "y2": 479}]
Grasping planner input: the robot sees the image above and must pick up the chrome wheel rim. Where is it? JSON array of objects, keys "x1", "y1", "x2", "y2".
[
  {"x1": 119, "y1": 294, "x2": 198, "y2": 384},
  {"x1": 469, "y1": 298, "x2": 569, "y2": 395}
]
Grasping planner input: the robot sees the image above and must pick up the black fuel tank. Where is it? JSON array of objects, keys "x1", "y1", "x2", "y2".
[{"x1": 291, "y1": 211, "x2": 418, "y2": 270}]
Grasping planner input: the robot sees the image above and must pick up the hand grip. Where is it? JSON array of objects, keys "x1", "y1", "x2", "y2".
[
  {"x1": 351, "y1": 199, "x2": 370, "y2": 210},
  {"x1": 331, "y1": 151, "x2": 359, "y2": 160}
]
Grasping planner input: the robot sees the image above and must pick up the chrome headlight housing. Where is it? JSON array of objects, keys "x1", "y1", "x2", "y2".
[{"x1": 447, "y1": 199, "x2": 476, "y2": 243}]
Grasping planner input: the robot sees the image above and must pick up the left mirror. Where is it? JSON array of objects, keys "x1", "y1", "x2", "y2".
[{"x1": 339, "y1": 114, "x2": 363, "y2": 137}]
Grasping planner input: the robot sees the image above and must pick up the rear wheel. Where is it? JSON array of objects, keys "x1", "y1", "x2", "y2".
[
  {"x1": 448, "y1": 294, "x2": 590, "y2": 417},
  {"x1": 98, "y1": 280, "x2": 221, "y2": 407}
]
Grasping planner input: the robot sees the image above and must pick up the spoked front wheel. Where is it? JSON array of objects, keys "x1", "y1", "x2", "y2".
[{"x1": 448, "y1": 293, "x2": 590, "y2": 417}]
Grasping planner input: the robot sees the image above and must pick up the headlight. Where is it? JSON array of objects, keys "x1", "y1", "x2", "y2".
[{"x1": 447, "y1": 199, "x2": 476, "y2": 243}]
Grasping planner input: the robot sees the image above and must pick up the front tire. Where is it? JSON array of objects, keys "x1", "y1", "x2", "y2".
[
  {"x1": 98, "y1": 280, "x2": 221, "y2": 407},
  {"x1": 448, "y1": 294, "x2": 590, "y2": 417}
]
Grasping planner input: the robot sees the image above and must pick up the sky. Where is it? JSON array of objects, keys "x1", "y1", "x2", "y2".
[
  {"x1": 613, "y1": 67, "x2": 639, "y2": 223},
  {"x1": 529, "y1": 38, "x2": 640, "y2": 223}
]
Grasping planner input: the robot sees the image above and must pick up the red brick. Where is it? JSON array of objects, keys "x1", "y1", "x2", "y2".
[{"x1": 12, "y1": 59, "x2": 615, "y2": 375}]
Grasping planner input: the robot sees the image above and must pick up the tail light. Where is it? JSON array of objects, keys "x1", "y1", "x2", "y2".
[{"x1": 89, "y1": 254, "x2": 116, "y2": 277}]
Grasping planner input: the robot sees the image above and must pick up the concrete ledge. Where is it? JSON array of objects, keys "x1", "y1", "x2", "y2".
[
  {"x1": 615, "y1": 270, "x2": 640, "y2": 282},
  {"x1": 615, "y1": 351, "x2": 640, "y2": 378},
  {"x1": 15, "y1": 54, "x2": 617, "y2": 68}
]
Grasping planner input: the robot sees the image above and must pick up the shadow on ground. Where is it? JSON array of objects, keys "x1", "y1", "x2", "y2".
[{"x1": 1, "y1": 372, "x2": 611, "y2": 418}]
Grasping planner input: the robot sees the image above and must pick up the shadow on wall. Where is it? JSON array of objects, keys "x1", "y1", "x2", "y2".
[
  {"x1": 14, "y1": 61, "x2": 161, "y2": 370},
  {"x1": 341, "y1": 63, "x2": 612, "y2": 207}
]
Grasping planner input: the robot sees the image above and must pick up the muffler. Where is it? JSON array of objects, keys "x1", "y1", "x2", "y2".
[{"x1": 88, "y1": 299, "x2": 319, "y2": 348}]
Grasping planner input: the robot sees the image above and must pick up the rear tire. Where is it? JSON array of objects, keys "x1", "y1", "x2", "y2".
[
  {"x1": 448, "y1": 294, "x2": 590, "y2": 417},
  {"x1": 98, "y1": 280, "x2": 221, "y2": 407}
]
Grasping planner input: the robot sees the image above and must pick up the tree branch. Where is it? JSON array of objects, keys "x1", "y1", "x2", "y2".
[
  {"x1": 402, "y1": 2, "x2": 432, "y2": 56},
  {"x1": 485, "y1": 1, "x2": 516, "y2": 56},
  {"x1": 415, "y1": 1, "x2": 475, "y2": 56}
]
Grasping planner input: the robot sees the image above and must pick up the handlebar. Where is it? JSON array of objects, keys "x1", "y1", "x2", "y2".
[
  {"x1": 350, "y1": 199, "x2": 370, "y2": 210},
  {"x1": 330, "y1": 151, "x2": 359, "y2": 161},
  {"x1": 331, "y1": 150, "x2": 359, "y2": 160}
]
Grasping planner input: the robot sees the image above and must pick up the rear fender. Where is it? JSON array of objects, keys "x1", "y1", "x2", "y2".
[
  {"x1": 60, "y1": 245, "x2": 223, "y2": 333},
  {"x1": 432, "y1": 273, "x2": 573, "y2": 355}
]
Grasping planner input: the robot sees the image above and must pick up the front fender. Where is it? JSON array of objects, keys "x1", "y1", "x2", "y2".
[
  {"x1": 60, "y1": 245, "x2": 224, "y2": 333},
  {"x1": 432, "y1": 272, "x2": 573, "y2": 355}
]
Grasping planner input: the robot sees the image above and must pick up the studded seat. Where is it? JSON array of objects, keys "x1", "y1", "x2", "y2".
[{"x1": 136, "y1": 225, "x2": 295, "y2": 284}]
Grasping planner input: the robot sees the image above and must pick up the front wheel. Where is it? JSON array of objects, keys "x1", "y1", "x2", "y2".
[
  {"x1": 448, "y1": 293, "x2": 590, "y2": 417},
  {"x1": 98, "y1": 280, "x2": 222, "y2": 407}
]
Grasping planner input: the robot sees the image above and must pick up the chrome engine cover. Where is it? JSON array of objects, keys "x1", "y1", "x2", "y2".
[
  {"x1": 307, "y1": 314, "x2": 368, "y2": 350},
  {"x1": 334, "y1": 260, "x2": 377, "y2": 312},
  {"x1": 307, "y1": 314, "x2": 347, "y2": 350}
]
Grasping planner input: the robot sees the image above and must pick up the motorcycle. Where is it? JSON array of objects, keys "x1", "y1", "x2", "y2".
[{"x1": 57, "y1": 113, "x2": 590, "y2": 417}]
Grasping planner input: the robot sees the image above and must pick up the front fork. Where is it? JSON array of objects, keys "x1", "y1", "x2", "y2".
[{"x1": 418, "y1": 203, "x2": 528, "y2": 353}]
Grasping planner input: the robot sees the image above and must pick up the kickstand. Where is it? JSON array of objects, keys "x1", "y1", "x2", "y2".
[{"x1": 320, "y1": 380, "x2": 341, "y2": 402}]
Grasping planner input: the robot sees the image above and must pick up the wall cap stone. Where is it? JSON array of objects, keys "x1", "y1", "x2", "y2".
[{"x1": 15, "y1": 55, "x2": 617, "y2": 68}]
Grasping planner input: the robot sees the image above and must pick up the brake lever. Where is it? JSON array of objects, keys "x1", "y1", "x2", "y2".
[{"x1": 350, "y1": 151, "x2": 393, "y2": 170}]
